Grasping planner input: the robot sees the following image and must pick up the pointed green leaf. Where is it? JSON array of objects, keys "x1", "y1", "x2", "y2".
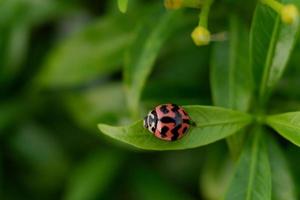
[
  {"x1": 266, "y1": 111, "x2": 300, "y2": 146},
  {"x1": 124, "y1": 10, "x2": 181, "y2": 117},
  {"x1": 268, "y1": 136, "x2": 297, "y2": 200},
  {"x1": 98, "y1": 106, "x2": 252, "y2": 150},
  {"x1": 211, "y1": 15, "x2": 252, "y2": 112},
  {"x1": 200, "y1": 146, "x2": 234, "y2": 200},
  {"x1": 225, "y1": 127, "x2": 271, "y2": 200},
  {"x1": 118, "y1": 0, "x2": 128, "y2": 13},
  {"x1": 211, "y1": 15, "x2": 253, "y2": 157},
  {"x1": 250, "y1": 0, "x2": 300, "y2": 105}
]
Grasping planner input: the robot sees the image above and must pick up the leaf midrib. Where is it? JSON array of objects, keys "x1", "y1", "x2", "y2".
[
  {"x1": 259, "y1": 15, "x2": 280, "y2": 102},
  {"x1": 196, "y1": 118, "x2": 251, "y2": 128}
]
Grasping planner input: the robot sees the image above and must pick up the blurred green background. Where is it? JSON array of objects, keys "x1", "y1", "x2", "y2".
[{"x1": 1, "y1": 0, "x2": 300, "y2": 199}]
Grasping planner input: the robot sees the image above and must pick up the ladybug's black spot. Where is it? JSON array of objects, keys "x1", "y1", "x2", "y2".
[
  {"x1": 182, "y1": 127, "x2": 188, "y2": 134},
  {"x1": 171, "y1": 125, "x2": 181, "y2": 141},
  {"x1": 183, "y1": 119, "x2": 190, "y2": 124},
  {"x1": 171, "y1": 104, "x2": 180, "y2": 112},
  {"x1": 160, "y1": 105, "x2": 169, "y2": 114},
  {"x1": 160, "y1": 126, "x2": 169, "y2": 138},
  {"x1": 151, "y1": 127, "x2": 156, "y2": 133},
  {"x1": 160, "y1": 117, "x2": 176, "y2": 123}
]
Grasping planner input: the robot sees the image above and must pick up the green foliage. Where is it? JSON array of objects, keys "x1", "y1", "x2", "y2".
[
  {"x1": 131, "y1": 166, "x2": 195, "y2": 200},
  {"x1": 225, "y1": 127, "x2": 271, "y2": 200},
  {"x1": 2, "y1": 0, "x2": 300, "y2": 199},
  {"x1": 99, "y1": 106, "x2": 252, "y2": 150},
  {"x1": 37, "y1": 15, "x2": 133, "y2": 88},
  {"x1": 250, "y1": 0, "x2": 300, "y2": 106},
  {"x1": 211, "y1": 15, "x2": 252, "y2": 112},
  {"x1": 266, "y1": 111, "x2": 300, "y2": 146},
  {"x1": 268, "y1": 136, "x2": 297, "y2": 200},
  {"x1": 118, "y1": 0, "x2": 128, "y2": 13},
  {"x1": 64, "y1": 151, "x2": 123, "y2": 200},
  {"x1": 211, "y1": 15, "x2": 252, "y2": 157},
  {"x1": 124, "y1": 9, "x2": 181, "y2": 117}
]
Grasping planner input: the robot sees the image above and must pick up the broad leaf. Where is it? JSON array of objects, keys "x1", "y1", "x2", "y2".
[
  {"x1": 64, "y1": 151, "x2": 123, "y2": 200},
  {"x1": 211, "y1": 15, "x2": 252, "y2": 157},
  {"x1": 124, "y1": 10, "x2": 181, "y2": 117},
  {"x1": 225, "y1": 127, "x2": 271, "y2": 200},
  {"x1": 200, "y1": 145, "x2": 234, "y2": 200},
  {"x1": 250, "y1": 0, "x2": 300, "y2": 105},
  {"x1": 37, "y1": 15, "x2": 133, "y2": 88},
  {"x1": 118, "y1": 0, "x2": 128, "y2": 13},
  {"x1": 268, "y1": 136, "x2": 297, "y2": 200},
  {"x1": 98, "y1": 106, "x2": 252, "y2": 150},
  {"x1": 211, "y1": 15, "x2": 252, "y2": 112},
  {"x1": 266, "y1": 111, "x2": 300, "y2": 146}
]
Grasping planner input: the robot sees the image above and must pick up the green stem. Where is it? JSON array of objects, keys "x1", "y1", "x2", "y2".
[
  {"x1": 261, "y1": 0, "x2": 284, "y2": 13},
  {"x1": 198, "y1": 0, "x2": 214, "y2": 27}
]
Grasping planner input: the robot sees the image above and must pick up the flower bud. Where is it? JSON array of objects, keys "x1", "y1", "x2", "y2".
[
  {"x1": 164, "y1": 0, "x2": 182, "y2": 9},
  {"x1": 191, "y1": 26, "x2": 210, "y2": 46},
  {"x1": 281, "y1": 4, "x2": 299, "y2": 24}
]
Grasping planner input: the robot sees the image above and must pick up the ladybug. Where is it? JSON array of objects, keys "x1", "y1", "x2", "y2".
[{"x1": 143, "y1": 103, "x2": 191, "y2": 141}]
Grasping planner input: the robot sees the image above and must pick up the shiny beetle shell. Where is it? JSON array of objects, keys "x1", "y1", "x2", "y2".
[{"x1": 143, "y1": 104, "x2": 191, "y2": 141}]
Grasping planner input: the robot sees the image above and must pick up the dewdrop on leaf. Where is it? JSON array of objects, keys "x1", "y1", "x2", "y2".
[
  {"x1": 191, "y1": 26, "x2": 210, "y2": 46},
  {"x1": 164, "y1": 0, "x2": 182, "y2": 9},
  {"x1": 281, "y1": 4, "x2": 299, "y2": 24}
]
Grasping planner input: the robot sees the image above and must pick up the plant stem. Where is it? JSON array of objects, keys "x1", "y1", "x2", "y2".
[{"x1": 198, "y1": 0, "x2": 214, "y2": 27}]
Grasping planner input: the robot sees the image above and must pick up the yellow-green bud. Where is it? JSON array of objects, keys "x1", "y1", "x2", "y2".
[
  {"x1": 281, "y1": 4, "x2": 299, "y2": 24},
  {"x1": 191, "y1": 26, "x2": 210, "y2": 46},
  {"x1": 164, "y1": 0, "x2": 182, "y2": 9}
]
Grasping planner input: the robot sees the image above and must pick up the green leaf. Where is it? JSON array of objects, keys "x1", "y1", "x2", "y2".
[
  {"x1": 118, "y1": 0, "x2": 128, "y2": 13},
  {"x1": 200, "y1": 145, "x2": 234, "y2": 200},
  {"x1": 211, "y1": 15, "x2": 252, "y2": 112},
  {"x1": 250, "y1": 0, "x2": 300, "y2": 105},
  {"x1": 64, "y1": 151, "x2": 123, "y2": 200},
  {"x1": 225, "y1": 127, "x2": 271, "y2": 200},
  {"x1": 37, "y1": 15, "x2": 133, "y2": 88},
  {"x1": 268, "y1": 136, "x2": 297, "y2": 200},
  {"x1": 98, "y1": 106, "x2": 252, "y2": 150},
  {"x1": 211, "y1": 15, "x2": 253, "y2": 157},
  {"x1": 124, "y1": 10, "x2": 181, "y2": 118},
  {"x1": 266, "y1": 111, "x2": 300, "y2": 146}
]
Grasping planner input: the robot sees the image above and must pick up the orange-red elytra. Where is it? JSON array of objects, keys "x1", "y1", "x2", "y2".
[{"x1": 143, "y1": 104, "x2": 191, "y2": 141}]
